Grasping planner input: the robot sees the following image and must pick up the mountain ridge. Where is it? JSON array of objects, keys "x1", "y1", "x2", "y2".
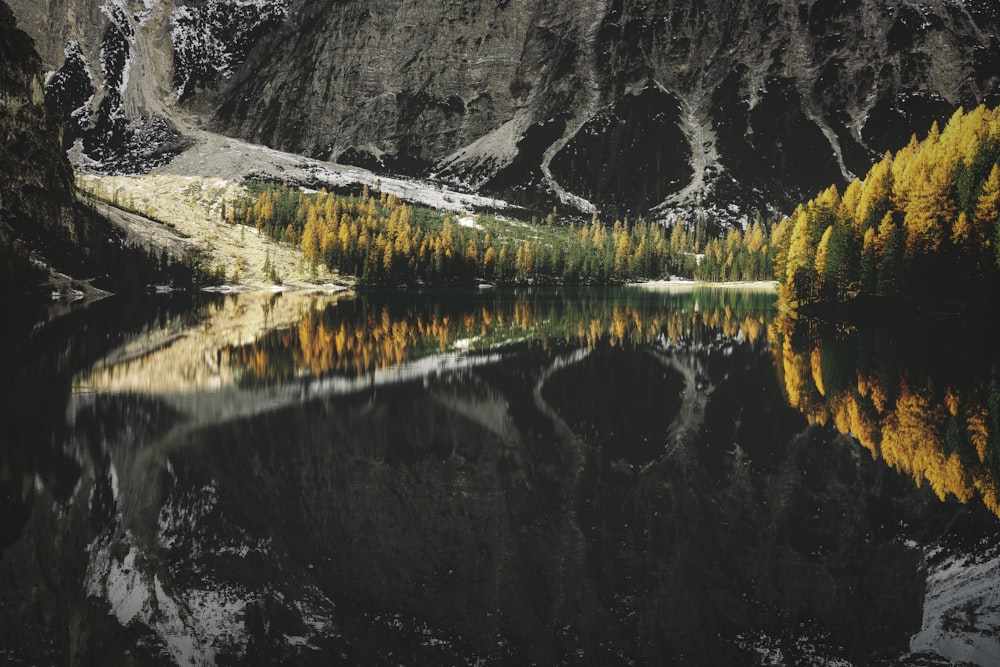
[{"x1": 7, "y1": 0, "x2": 1000, "y2": 221}]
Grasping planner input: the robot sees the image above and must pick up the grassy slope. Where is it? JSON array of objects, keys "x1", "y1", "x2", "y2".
[
  {"x1": 78, "y1": 173, "x2": 584, "y2": 289},
  {"x1": 77, "y1": 174, "x2": 354, "y2": 289},
  {"x1": 80, "y1": 173, "x2": 778, "y2": 290}
]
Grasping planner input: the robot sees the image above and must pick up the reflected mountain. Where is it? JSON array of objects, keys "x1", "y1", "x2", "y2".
[
  {"x1": 78, "y1": 287, "x2": 775, "y2": 385},
  {"x1": 4, "y1": 288, "x2": 1000, "y2": 665},
  {"x1": 70, "y1": 288, "x2": 773, "y2": 427},
  {"x1": 769, "y1": 313, "x2": 1000, "y2": 518}
]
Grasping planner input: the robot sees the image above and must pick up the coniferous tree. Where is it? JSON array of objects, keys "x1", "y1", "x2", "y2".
[{"x1": 774, "y1": 104, "x2": 1000, "y2": 309}]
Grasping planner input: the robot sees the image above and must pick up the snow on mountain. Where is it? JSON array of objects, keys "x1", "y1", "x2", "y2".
[
  {"x1": 8, "y1": 0, "x2": 1000, "y2": 220},
  {"x1": 170, "y1": 0, "x2": 289, "y2": 100},
  {"x1": 910, "y1": 543, "x2": 1000, "y2": 664}
]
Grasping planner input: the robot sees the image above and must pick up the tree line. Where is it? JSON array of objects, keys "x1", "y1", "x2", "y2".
[
  {"x1": 230, "y1": 181, "x2": 786, "y2": 286},
  {"x1": 775, "y1": 104, "x2": 1000, "y2": 309}
]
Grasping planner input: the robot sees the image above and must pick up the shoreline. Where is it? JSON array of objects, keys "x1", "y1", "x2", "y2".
[
  {"x1": 198, "y1": 282, "x2": 352, "y2": 294},
  {"x1": 190, "y1": 280, "x2": 778, "y2": 294},
  {"x1": 629, "y1": 279, "x2": 778, "y2": 291}
]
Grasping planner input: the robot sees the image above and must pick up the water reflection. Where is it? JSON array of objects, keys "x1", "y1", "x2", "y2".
[
  {"x1": 4, "y1": 287, "x2": 1000, "y2": 665},
  {"x1": 73, "y1": 290, "x2": 352, "y2": 396},
  {"x1": 769, "y1": 313, "x2": 1000, "y2": 517},
  {"x1": 76, "y1": 287, "x2": 774, "y2": 390}
]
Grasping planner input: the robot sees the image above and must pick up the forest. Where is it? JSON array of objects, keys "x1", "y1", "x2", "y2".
[
  {"x1": 87, "y1": 104, "x2": 1000, "y2": 297},
  {"x1": 774, "y1": 104, "x2": 1000, "y2": 310},
  {"x1": 228, "y1": 105, "x2": 1000, "y2": 297},
  {"x1": 229, "y1": 182, "x2": 785, "y2": 286}
]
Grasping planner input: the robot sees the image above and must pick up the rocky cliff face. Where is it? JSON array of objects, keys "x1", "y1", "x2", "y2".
[
  {"x1": 0, "y1": 0, "x2": 184, "y2": 301},
  {"x1": 0, "y1": 0, "x2": 85, "y2": 293},
  {"x1": 9, "y1": 0, "x2": 1000, "y2": 218},
  {"x1": 9, "y1": 0, "x2": 187, "y2": 173}
]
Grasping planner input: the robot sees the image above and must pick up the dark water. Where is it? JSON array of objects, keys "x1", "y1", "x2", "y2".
[{"x1": 2, "y1": 287, "x2": 999, "y2": 666}]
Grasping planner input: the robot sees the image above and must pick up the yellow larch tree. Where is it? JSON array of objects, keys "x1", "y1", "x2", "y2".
[{"x1": 974, "y1": 163, "x2": 1000, "y2": 266}]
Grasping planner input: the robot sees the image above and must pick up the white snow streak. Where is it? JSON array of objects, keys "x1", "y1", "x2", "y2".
[{"x1": 910, "y1": 549, "x2": 1000, "y2": 665}]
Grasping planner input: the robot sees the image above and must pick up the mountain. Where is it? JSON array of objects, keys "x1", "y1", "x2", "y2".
[
  {"x1": 0, "y1": 0, "x2": 197, "y2": 303},
  {"x1": 8, "y1": 0, "x2": 1000, "y2": 220},
  {"x1": 0, "y1": 0, "x2": 91, "y2": 296}
]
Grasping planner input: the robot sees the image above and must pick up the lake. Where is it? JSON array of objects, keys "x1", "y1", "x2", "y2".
[{"x1": 2, "y1": 287, "x2": 998, "y2": 665}]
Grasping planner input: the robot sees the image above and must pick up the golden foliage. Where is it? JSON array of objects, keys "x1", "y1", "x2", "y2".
[
  {"x1": 769, "y1": 317, "x2": 1000, "y2": 516},
  {"x1": 776, "y1": 104, "x2": 1000, "y2": 307}
]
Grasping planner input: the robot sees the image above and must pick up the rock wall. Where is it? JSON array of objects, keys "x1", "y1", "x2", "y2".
[
  {"x1": 212, "y1": 0, "x2": 1000, "y2": 216},
  {"x1": 9, "y1": 0, "x2": 1000, "y2": 217},
  {"x1": 0, "y1": 0, "x2": 81, "y2": 291},
  {"x1": 0, "y1": 0, "x2": 183, "y2": 300},
  {"x1": 7, "y1": 0, "x2": 189, "y2": 173}
]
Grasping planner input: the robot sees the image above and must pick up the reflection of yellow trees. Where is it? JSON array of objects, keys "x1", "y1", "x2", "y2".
[
  {"x1": 226, "y1": 293, "x2": 772, "y2": 385},
  {"x1": 879, "y1": 386, "x2": 970, "y2": 503},
  {"x1": 770, "y1": 316, "x2": 1000, "y2": 516},
  {"x1": 779, "y1": 333, "x2": 814, "y2": 414},
  {"x1": 75, "y1": 292, "x2": 351, "y2": 397}
]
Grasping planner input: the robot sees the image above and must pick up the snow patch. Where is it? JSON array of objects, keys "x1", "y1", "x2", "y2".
[
  {"x1": 87, "y1": 543, "x2": 149, "y2": 626},
  {"x1": 170, "y1": 0, "x2": 290, "y2": 100},
  {"x1": 734, "y1": 630, "x2": 853, "y2": 666},
  {"x1": 158, "y1": 481, "x2": 219, "y2": 551},
  {"x1": 162, "y1": 129, "x2": 512, "y2": 214},
  {"x1": 910, "y1": 548, "x2": 1000, "y2": 664},
  {"x1": 109, "y1": 463, "x2": 120, "y2": 502},
  {"x1": 453, "y1": 337, "x2": 479, "y2": 351},
  {"x1": 88, "y1": 528, "x2": 252, "y2": 665}
]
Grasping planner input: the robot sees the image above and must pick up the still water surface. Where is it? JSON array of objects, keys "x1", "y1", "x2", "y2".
[{"x1": 1, "y1": 287, "x2": 999, "y2": 665}]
